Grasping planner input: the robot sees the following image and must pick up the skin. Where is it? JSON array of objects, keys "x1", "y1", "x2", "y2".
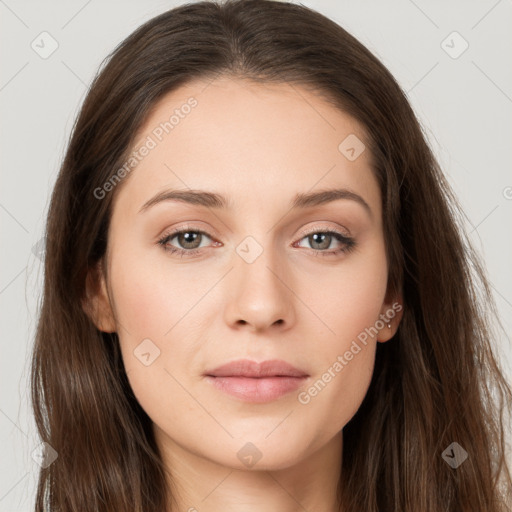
[{"x1": 86, "y1": 75, "x2": 402, "y2": 512}]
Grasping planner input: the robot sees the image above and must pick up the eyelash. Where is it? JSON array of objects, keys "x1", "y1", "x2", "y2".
[{"x1": 157, "y1": 226, "x2": 356, "y2": 258}]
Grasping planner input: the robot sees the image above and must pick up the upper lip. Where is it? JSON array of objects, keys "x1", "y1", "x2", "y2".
[{"x1": 204, "y1": 359, "x2": 309, "y2": 378}]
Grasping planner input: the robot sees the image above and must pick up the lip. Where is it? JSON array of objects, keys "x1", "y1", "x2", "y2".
[
  {"x1": 203, "y1": 359, "x2": 309, "y2": 403},
  {"x1": 204, "y1": 358, "x2": 309, "y2": 378}
]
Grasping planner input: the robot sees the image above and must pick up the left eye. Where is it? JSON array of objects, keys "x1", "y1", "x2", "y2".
[
  {"x1": 295, "y1": 231, "x2": 346, "y2": 251},
  {"x1": 294, "y1": 230, "x2": 356, "y2": 255}
]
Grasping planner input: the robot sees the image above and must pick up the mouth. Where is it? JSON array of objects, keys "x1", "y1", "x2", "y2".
[
  {"x1": 203, "y1": 359, "x2": 309, "y2": 403},
  {"x1": 204, "y1": 358, "x2": 309, "y2": 378}
]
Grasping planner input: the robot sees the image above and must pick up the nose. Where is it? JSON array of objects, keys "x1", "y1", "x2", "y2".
[{"x1": 223, "y1": 242, "x2": 296, "y2": 333}]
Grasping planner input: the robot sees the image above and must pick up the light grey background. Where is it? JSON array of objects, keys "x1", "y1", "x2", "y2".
[{"x1": 1, "y1": 0, "x2": 511, "y2": 510}]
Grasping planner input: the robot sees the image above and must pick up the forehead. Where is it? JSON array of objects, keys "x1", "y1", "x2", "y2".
[{"x1": 111, "y1": 76, "x2": 380, "y2": 218}]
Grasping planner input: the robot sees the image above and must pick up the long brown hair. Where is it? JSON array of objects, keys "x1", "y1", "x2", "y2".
[{"x1": 31, "y1": 0, "x2": 512, "y2": 510}]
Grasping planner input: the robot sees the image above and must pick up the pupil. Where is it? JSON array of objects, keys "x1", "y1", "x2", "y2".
[
  {"x1": 180, "y1": 231, "x2": 199, "y2": 248},
  {"x1": 311, "y1": 233, "x2": 329, "y2": 249}
]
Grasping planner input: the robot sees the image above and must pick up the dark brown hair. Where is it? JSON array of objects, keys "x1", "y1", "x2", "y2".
[{"x1": 31, "y1": 0, "x2": 512, "y2": 510}]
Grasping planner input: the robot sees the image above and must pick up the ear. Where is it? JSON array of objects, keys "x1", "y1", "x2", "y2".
[
  {"x1": 376, "y1": 295, "x2": 403, "y2": 343},
  {"x1": 82, "y1": 259, "x2": 117, "y2": 333}
]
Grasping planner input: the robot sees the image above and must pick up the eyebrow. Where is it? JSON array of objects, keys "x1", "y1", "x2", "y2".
[{"x1": 138, "y1": 187, "x2": 372, "y2": 217}]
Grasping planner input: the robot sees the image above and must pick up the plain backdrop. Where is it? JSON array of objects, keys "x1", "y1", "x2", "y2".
[{"x1": 1, "y1": 0, "x2": 511, "y2": 510}]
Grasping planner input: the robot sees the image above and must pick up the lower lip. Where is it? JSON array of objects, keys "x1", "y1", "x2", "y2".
[{"x1": 205, "y1": 375, "x2": 308, "y2": 403}]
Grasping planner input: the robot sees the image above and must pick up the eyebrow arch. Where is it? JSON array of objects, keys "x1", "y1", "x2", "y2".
[
  {"x1": 139, "y1": 189, "x2": 230, "y2": 213},
  {"x1": 292, "y1": 188, "x2": 372, "y2": 217},
  {"x1": 138, "y1": 187, "x2": 372, "y2": 217}
]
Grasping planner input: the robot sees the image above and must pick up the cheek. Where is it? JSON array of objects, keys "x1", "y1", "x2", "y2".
[
  {"x1": 296, "y1": 235, "x2": 388, "y2": 343},
  {"x1": 108, "y1": 245, "x2": 196, "y2": 340},
  {"x1": 296, "y1": 306, "x2": 379, "y2": 442},
  {"x1": 293, "y1": 239, "x2": 387, "y2": 433},
  {"x1": 108, "y1": 245, "x2": 209, "y2": 396}
]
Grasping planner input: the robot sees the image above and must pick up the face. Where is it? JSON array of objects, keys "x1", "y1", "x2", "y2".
[{"x1": 87, "y1": 76, "x2": 401, "y2": 473}]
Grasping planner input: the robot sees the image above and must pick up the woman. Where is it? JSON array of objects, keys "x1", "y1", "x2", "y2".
[{"x1": 31, "y1": 0, "x2": 512, "y2": 510}]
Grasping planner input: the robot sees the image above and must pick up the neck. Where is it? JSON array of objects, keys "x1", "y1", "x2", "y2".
[{"x1": 156, "y1": 427, "x2": 343, "y2": 512}]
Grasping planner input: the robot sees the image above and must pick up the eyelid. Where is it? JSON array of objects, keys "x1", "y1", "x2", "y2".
[
  {"x1": 297, "y1": 224, "x2": 351, "y2": 239},
  {"x1": 157, "y1": 222, "x2": 217, "y2": 242}
]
